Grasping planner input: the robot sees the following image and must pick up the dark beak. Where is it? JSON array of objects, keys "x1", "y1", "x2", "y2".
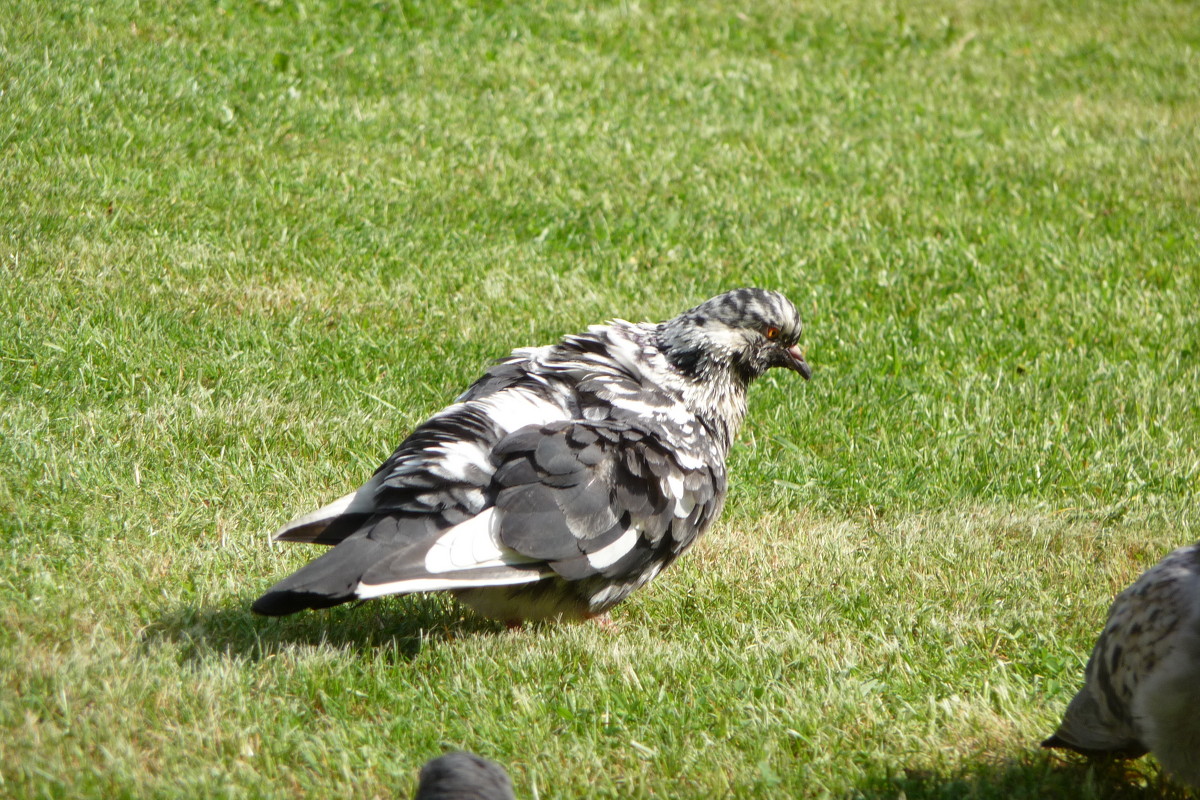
[{"x1": 785, "y1": 344, "x2": 811, "y2": 380}]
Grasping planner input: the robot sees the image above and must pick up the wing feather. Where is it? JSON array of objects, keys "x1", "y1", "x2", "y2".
[{"x1": 492, "y1": 419, "x2": 722, "y2": 585}]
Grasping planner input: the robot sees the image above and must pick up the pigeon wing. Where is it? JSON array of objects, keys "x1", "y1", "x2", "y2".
[{"x1": 489, "y1": 419, "x2": 723, "y2": 585}]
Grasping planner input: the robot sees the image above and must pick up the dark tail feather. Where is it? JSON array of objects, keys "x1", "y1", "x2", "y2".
[
  {"x1": 252, "y1": 537, "x2": 388, "y2": 616},
  {"x1": 251, "y1": 589, "x2": 349, "y2": 616},
  {"x1": 1041, "y1": 733, "x2": 1148, "y2": 759},
  {"x1": 273, "y1": 513, "x2": 373, "y2": 546}
]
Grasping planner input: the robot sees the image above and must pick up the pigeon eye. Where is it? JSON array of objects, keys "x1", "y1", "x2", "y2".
[{"x1": 764, "y1": 326, "x2": 780, "y2": 340}]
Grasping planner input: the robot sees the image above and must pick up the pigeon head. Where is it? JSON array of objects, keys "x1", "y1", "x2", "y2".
[
  {"x1": 657, "y1": 288, "x2": 811, "y2": 384},
  {"x1": 414, "y1": 752, "x2": 515, "y2": 800}
]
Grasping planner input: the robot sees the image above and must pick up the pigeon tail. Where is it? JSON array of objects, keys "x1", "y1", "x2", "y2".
[
  {"x1": 252, "y1": 536, "x2": 392, "y2": 616},
  {"x1": 1041, "y1": 676, "x2": 1146, "y2": 756},
  {"x1": 272, "y1": 481, "x2": 384, "y2": 545}
]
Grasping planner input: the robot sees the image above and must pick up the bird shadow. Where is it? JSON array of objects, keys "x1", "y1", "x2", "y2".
[
  {"x1": 852, "y1": 751, "x2": 1192, "y2": 800},
  {"x1": 140, "y1": 593, "x2": 510, "y2": 665}
]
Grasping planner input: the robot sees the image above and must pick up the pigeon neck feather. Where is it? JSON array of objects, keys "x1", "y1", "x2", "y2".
[{"x1": 653, "y1": 319, "x2": 750, "y2": 454}]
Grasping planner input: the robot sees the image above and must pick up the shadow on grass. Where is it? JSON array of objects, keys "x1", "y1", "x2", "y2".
[
  {"x1": 142, "y1": 593, "x2": 509, "y2": 664},
  {"x1": 855, "y1": 751, "x2": 1191, "y2": 800}
]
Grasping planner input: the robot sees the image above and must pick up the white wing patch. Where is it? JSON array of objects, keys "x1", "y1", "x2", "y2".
[
  {"x1": 475, "y1": 389, "x2": 568, "y2": 433},
  {"x1": 355, "y1": 571, "x2": 545, "y2": 599},
  {"x1": 435, "y1": 439, "x2": 495, "y2": 481},
  {"x1": 609, "y1": 395, "x2": 694, "y2": 426},
  {"x1": 586, "y1": 526, "x2": 640, "y2": 570},
  {"x1": 355, "y1": 508, "x2": 548, "y2": 598},
  {"x1": 422, "y1": 508, "x2": 543, "y2": 576},
  {"x1": 605, "y1": 334, "x2": 647, "y2": 379},
  {"x1": 425, "y1": 508, "x2": 500, "y2": 573},
  {"x1": 430, "y1": 400, "x2": 467, "y2": 417},
  {"x1": 664, "y1": 471, "x2": 685, "y2": 501},
  {"x1": 673, "y1": 491, "x2": 697, "y2": 519}
]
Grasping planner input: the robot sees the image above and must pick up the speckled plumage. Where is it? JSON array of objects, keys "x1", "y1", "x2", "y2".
[
  {"x1": 252, "y1": 289, "x2": 809, "y2": 624},
  {"x1": 1043, "y1": 542, "x2": 1200, "y2": 786},
  {"x1": 414, "y1": 752, "x2": 515, "y2": 800}
]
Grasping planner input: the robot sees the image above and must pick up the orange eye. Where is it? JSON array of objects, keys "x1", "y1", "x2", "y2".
[{"x1": 765, "y1": 326, "x2": 780, "y2": 340}]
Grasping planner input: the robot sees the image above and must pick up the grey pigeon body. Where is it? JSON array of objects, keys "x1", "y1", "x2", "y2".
[
  {"x1": 414, "y1": 752, "x2": 515, "y2": 800},
  {"x1": 1043, "y1": 542, "x2": 1200, "y2": 786},
  {"x1": 252, "y1": 289, "x2": 810, "y2": 624}
]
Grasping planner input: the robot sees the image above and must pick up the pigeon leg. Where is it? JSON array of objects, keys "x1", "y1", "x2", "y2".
[{"x1": 589, "y1": 612, "x2": 617, "y2": 630}]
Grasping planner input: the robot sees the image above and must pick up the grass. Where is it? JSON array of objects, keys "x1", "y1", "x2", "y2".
[{"x1": 2, "y1": 0, "x2": 1198, "y2": 796}]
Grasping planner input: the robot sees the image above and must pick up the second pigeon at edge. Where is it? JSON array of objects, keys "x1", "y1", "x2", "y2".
[{"x1": 252, "y1": 288, "x2": 810, "y2": 625}]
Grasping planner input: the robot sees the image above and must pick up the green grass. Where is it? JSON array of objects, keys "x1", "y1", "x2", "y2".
[{"x1": 2, "y1": 0, "x2": 1198, "y2": 797}]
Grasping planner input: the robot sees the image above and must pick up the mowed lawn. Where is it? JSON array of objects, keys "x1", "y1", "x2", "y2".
[{"x1": 2, "y1": 0, "x2": 1198, "y2": 797}]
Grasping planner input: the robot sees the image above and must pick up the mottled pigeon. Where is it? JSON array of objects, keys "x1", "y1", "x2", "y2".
[
  {"x1": 252, "y1": 288, "x2": 810, "y2": 624},
  {"x1": 1043, "y1": 542, "x2": 1200, "y2": 786}
]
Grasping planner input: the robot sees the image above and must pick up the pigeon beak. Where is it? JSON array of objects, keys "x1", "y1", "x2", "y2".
[{"x1": 785, "y1": 344, "x2": 811, "y2": 380}]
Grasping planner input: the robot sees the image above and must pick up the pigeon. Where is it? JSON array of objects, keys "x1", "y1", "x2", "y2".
[
  {"x1": 251, "y1": 288, "x2": 811, "y2": 624},
  {"x1": 414, "y1": 752, "x2": 515, "y2": 800},
  {"x1": 1043, "y1": 542, "x2": 1200, "y2": 786}
]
